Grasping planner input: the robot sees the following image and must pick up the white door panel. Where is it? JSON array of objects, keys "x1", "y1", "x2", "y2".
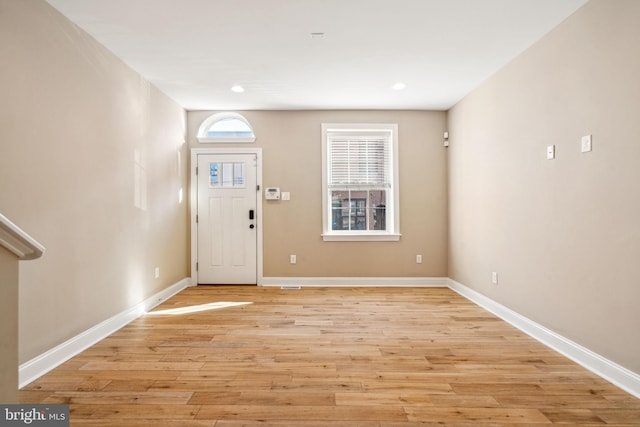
[
  {"x1": 197, "y1": 153, "x2": 257, "y2": 284},
  {"x1": 208, "y1": 197, "x2": 224, "y2": 267}
]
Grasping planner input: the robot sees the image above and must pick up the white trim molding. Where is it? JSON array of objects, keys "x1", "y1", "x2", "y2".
[
  {"x1": 448, "y1": 278, "x2": 640, "y2": 399},
  {"x1": 263, "y1": 277, "x2": 448, "y2": 287},
  {"x1": 0, "y1": 213, "x2": 45, "y2": 260},
  {"x1": 19, "y1": 278, "x2": 192, "y2": 388}
]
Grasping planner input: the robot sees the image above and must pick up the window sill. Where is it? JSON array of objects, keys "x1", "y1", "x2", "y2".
[{"x1": 321, "y1": 233, "x2": 401, "y2": 242}]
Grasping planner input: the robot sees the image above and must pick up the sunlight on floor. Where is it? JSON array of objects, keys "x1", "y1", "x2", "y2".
[{"x1": 146, "y1": 301, "x2": 252, "y2": 315}]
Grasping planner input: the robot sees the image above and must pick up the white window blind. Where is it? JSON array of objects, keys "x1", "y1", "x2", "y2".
[{"x1": 327, "y1": 133, "x2": 391, "y2": 189}]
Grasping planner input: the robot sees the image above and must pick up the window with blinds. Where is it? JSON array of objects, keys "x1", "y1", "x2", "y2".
[{"x1": 321, "y1": 124, "x2": 400, "y2": 241}]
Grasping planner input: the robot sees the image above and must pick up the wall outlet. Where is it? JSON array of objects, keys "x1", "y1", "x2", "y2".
[
  {"x1": 290, "y1": 254, "x2": 297, "y2": 264},
  {"x1": 154, "y1": 267, "x2": 160, "y2": 279},
  {"x1": 492, "y1": 271, "x2": 498, "y2": 285},
  {"x1": 416, "y1": 254, "x2": 423, "y2": 264}
]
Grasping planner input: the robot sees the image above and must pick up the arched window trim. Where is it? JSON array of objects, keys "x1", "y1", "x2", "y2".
[{"x1": 197, "y1": 112, "x2": 256, "y2": 143}]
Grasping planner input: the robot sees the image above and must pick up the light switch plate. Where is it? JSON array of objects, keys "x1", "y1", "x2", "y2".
[
  {"x1": 547, "y1": 145, "x2": 555, "y2": 160},
  {"x1": 581, "y1": 135, "x2": 592, "y2": 152}
]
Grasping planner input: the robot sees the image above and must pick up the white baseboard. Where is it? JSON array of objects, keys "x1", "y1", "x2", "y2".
[
  {"x1": 262, "y1": 276, "x2": 448, "y2": 287},
  {"x1": 447, "y1": 278, "x2": 640, "y2": 399},
  {"x1": 19, "y1": 278, "x2": 192, "y2": 388}
]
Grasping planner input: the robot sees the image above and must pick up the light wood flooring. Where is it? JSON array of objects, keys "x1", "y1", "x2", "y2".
[{"x1": 20, "y1": 286, "x2": 640, "y2": 426}]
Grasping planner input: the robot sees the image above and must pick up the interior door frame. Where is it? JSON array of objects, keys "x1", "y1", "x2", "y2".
[{"x1": 190, "y1": 147, "x2": 263, "y2": 286}]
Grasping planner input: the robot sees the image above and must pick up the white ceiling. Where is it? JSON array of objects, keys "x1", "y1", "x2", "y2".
[{"x1": 46, "y1": 0, "x2": 587, "y2": 111}]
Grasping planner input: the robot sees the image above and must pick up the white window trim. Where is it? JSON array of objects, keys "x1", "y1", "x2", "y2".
[
  {"x1": 321, "y1": 123, "x2": 401, "y2": 242},
  {"x1": 197, "y1": 112, "x2": 256, "y2": 143}
]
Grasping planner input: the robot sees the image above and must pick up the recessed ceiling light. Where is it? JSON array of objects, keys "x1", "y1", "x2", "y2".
[
  {"x1": 392, "y1": 82, "x2": 407, "y2": 91},
  {"x1": 310, "y1": 32, "x2": 325, "y2": 39},
  {"x1": 231, "y1": 85, "x2": 245, "y2": 93}
]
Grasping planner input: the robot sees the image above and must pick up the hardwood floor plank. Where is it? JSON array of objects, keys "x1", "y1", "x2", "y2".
[
  {"x1": 70, "y1": 421, "x2": 216, "y2": 426},
  {"x1": 360, "y1": 379, "x2": 454, "y2": 394},
  {"x1": 69, "y1": 403, "x2": 200, "y2": 420},
  {"x1": 496, "y1": 393, "x2": 613, "y2": 409},
  {"x1": 189, "y1": 390, "x2": 335, "y2": 406},
  {"x1": 450, "y1": 382, "x2": 545, "y2": 395},
  {"x1": 271, "y1": 379, "x2": 365, "y2": 393},
  {"x1": 214, "y1": 422, "x2": 380, "y2": 427},
  {"x1": 195, "y1": 405, "x2": 408, "y2": 422},
  {"x1": 335, "y1": 391, "x2": 432, "y2": 406},
  {"x1": 40, "y1": 391, "x2": 193, "y2": 405},
  {"x1": 427, "y1": 394, "x2": 501, "y2": 408},
  {"x1": 597, "y1": 409, "x2": 640, "y2": 424},
  {"x1": 540, "y1": 408, "x2": 605, "y2": 424},
  {"x1": 19, "y1": 286, "x2": 640, "y2": 425},
  {"x1": 149, "y1": 380, "x2": 272, "y2": 393},
  {"x1": 404, "y1": 406, "x2": 551, "y2": 423},
  {"x1": 79, "y1": 361, "x2": 205, "y2": 371}
]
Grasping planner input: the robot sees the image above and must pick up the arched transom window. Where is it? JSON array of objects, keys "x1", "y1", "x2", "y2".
[{"x1": 197, "y1": 112, "x2": 256, "y2": 143}]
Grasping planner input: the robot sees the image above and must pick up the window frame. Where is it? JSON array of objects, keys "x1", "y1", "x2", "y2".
[
  {"x1": 197, "y1": 112, "x2": 256, "y2": 143},
  {"x1": 321, "y1": 123, "x2": 401, "y2": 241}
]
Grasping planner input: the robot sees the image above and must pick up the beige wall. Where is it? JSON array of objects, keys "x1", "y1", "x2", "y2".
[
  {"x1": 0, "y1": 0, "x2": 189, "y2": 363},
  {"x1": 448, "y1": 0, "x2": 640, "y2": 373},
  {"x1": 0, "y1": 248, "x2": 19, "y2": 402},
  {"x1": 188, "y1": 110, "x2": 448, "y2": 278}
]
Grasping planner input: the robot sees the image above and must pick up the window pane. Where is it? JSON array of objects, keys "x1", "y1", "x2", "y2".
[
  {"x1": 331, "y1": 189, "x2": 387, "y2": 231},
  {"x1": 206, "y1": 118, "x2": 254, "y2": 139},
  {"x1": 233, "y1": 162, "x2": 245, "y2": 186},
  {"x1": 221, "y1": 163, "x2": 234, "y2": 187},
  {"x1": 209, "y1": 163, "x2": 220, "y2": 187},
  {"x1": 331, "y1": 191, "x2": 349, "y2": 230},
  {"x1": 370, "y1": 190, "x2": 386, "y2": 231}
]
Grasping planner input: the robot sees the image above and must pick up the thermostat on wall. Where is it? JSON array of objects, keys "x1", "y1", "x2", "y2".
[{"x1": 265, "y1": 187, "x2": 280, "y2": 200}]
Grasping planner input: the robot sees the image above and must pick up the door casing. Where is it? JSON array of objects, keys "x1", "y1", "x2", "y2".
[{"x1": 190, "y1": 147, "x2": 263, "y2": 286}]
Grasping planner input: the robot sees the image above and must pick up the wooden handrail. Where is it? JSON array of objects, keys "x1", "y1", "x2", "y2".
[{"x1": 0, "y1": 213, "x2": 45, "y2": 260}]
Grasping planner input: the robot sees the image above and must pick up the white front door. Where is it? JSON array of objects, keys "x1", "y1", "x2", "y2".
[{"x1": 196, "y1": 153, "x2": 258, "y2": 284}]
